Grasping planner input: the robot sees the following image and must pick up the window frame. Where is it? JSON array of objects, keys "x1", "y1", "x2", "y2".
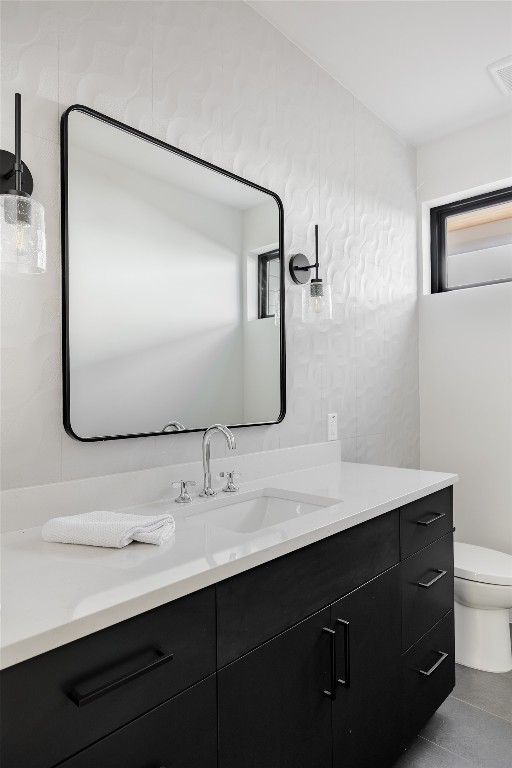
[
  {"x1": 258, "y1": 249, "x2": 280, "y2": 319},
  {"x1": 430, "y1": 186, "x2": 512, "y2": 293}
]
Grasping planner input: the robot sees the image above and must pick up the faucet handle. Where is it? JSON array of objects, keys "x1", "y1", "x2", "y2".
[
  {"x1": 172, "y1": 480, "x2": 196, "y2": 504},
  {"x1": 219, "y1": 471, "x2": 241, "y2": 493}
]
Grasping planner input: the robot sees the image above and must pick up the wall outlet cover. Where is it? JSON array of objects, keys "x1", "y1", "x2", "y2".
[{"x1": 327, "y1": 413, "x2": 338, "y2": 441}]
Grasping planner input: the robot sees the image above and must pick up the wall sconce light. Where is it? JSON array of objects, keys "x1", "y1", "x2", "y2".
[
  {"x1": 1, "y1": 93, "x2": 46, "y2": 274},
  {"x1": 289, "y1": 225, "x2": 332, "y2": 323}
]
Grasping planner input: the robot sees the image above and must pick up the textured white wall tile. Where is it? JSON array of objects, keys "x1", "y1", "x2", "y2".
[
  {"x1": 356, "y1": 433, "x2": 387, "y2": 466},
  {"x1": 319, "y1": 71, "x2": 354, "y2": 256},
  {"x1": 0, "y1": 0, "x2": 59, "y2": 143},
  {"x1": 355, "y1": 261, "x2": 395, "y2": 437},
  {"x1": 277, "y1": 36, "x2": 319, "y2": 250},
  {"x1": 153, "y1": 1, "x2": 223, "y2": 162},
  {"x1": 151, "y1": 431, "x2": 208, "y2": 470},
  {"x1": 0, "y1": 1, "x2": 419, "y2": 491},
  {"x1": 221, "y1": 2, "x2": 277, "y2": 187},
  {"x1": 353, "y1": 100, "x2": 417, "y2": 280},
  {"x1": 229, "y1": 425, "x2": 281, "y2": 456},
  {"x1": 60, "y1": 431, "x2": 156, "y2": 482},
  {"x1": 57, "y1": 1, "x2": 152, "y2": 132},
  {"x1": 340, "y1": 438, "x2": 357, "y2": 462},
  {"x1": 275, "y1": 35, "x2": 325, "y2": 451}
]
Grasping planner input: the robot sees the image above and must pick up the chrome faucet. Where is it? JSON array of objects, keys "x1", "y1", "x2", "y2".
[{"x1": 200, "y1": 424, "x2": 236, "y2": 497}]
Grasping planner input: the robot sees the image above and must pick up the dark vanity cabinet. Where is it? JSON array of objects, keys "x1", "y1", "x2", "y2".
[{"x1": 0, "y1": 487, "x2": 454, "y2": 768}]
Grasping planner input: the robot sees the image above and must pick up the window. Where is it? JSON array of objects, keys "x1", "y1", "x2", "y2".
[
  {"x1": 430, "y1": 187, "x2": 512, "y2": 292},
  {"x1": 258, "y1": 249, "x2": 280, "y2": 318}
]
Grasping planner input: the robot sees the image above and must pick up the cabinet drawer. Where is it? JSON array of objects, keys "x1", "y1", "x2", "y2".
[
  {"x1": 58, "y1": 675, "x2": 217, "y2": 768},
  {"x1": 401, "y1": 532, "x2": 453, "y2": 651},
  {"x1": 400, "y1": 487, "x2": 453, "y2": 559},
  {"x1": 402, "y1": 611, "x2": 455, "y2": 746},
  {"x1": 0, "y1": 587, "x2": 216, "y2": 768},
  {"x1": 217, "y1": 510, "x2": 399, "y2": 666}
]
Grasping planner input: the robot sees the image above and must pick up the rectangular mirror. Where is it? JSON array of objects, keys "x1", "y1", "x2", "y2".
[{"x1": 61, "y1": 107, "x2": 285, "y2": 441}]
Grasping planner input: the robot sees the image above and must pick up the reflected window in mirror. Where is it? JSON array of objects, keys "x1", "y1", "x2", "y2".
[{"x1": 258, "y1": 250, "x2": 280, "y2": 319}]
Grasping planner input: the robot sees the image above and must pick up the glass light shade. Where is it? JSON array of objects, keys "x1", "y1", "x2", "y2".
[
  {"x1": 302, "y1": 280, "x2": 332, "y2": 323},
  {"x1": 0, "y1": 194, "x2": 46, "y2": 274}
]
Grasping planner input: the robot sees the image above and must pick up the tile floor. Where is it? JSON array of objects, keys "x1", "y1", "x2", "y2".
[{"x1": 394, "y1": 652, "x2": 512, "y2": 768}]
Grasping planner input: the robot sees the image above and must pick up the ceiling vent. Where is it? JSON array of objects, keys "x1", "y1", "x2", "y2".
[{"x1": 488, "y1": 55, "x2": 512, "y2": 95}]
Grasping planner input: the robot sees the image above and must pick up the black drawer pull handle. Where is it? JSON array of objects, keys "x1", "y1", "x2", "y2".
[
  {"x1": 69, "y1": 649, "x2": 173, "y2": 707},
  {"x1": 336, "y1": 619, "x2": 350, "y2": 688},
  {"x1": 322, "y1": 627, "x2": 336, "y2": 700},
  {"x1": 416, "y1": 511, "x2": 446, "y2": 526},
  {"x1": 419, "y1": 651, "x2": 449, "y2": 677},
  {"x1": 418, "y1": 569, "x2": 447, "y2": 589}
]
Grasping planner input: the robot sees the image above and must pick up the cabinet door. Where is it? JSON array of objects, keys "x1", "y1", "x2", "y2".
[
  {"x1": 218, "y1": 607, "x2": 332, "y2": 768},
  {"x1": 331, "y1": 566, "x2": 401, "y2": 768}
]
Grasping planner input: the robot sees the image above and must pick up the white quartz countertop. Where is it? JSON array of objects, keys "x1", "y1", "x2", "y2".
[{"x1": 0, "y1": 461, "x2": 457, "y2": 670}]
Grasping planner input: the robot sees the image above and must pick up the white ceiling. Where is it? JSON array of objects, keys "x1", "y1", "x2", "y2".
[{"x1": 249, "y1": 0, "x2": 512, "y2": 146}]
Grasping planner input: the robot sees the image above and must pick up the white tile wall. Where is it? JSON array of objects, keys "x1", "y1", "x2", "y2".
[{"x1": 0, "y1": 1, "x2": 419, "y2": 491}]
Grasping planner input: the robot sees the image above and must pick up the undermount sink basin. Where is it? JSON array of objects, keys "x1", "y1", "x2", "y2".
[{"x1": 187, "y1": 488, "x2": 341, "y2": 534}]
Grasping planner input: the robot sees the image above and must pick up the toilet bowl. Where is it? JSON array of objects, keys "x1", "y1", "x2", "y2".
[{"x1": 454, "y1": 543, "x2": 512, "y2": 673}]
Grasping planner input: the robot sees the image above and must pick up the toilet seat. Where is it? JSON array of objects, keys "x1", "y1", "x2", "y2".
[{"x1": 454, "y1": 543, "x2": 512, "y2": 587}]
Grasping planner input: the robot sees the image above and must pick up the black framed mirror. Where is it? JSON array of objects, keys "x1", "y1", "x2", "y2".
[{"x1": 61, "y1": 106, "x2": 285, "y2": 441}]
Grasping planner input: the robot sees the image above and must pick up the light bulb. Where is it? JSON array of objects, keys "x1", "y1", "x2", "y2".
[
  {"x1": 313, "y1": 294, "x2": 324, "y2": 314},
  {"x1": 15, "y1": 225, "x2": 24, "y2": 251},
  {"x1": 301, "y1": 279, "x2": 332, "y2": 323}
]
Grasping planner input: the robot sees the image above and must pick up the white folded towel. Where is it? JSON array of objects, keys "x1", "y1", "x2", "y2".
[{"x1": 42, "y1": 511, "x2": 175, "y2": 549}]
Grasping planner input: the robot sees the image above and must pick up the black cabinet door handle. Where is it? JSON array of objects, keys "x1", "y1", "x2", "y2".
[
  {"x1": 417, "y1": 569, "x2": 447, "y2": 589},
  {"x1": 336, "y1": 619, "x2": 350, "y2": 688},
  {"x1": 416, "y1": 511, "x2": 446, "y2": 526},
  {"x1": 419, "y1": 651, "x2": 449, "y2": 677},
  {"x1": 322, "y1": 627, "x2": 336, "y2": 700},
  {"x1": 69, "y1": 649, "x2": 173, "y2": 707}
]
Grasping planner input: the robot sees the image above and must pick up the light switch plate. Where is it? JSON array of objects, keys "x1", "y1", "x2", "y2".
[{"x1": 327, "y1": 413, "x2": 338, "y2": 441}]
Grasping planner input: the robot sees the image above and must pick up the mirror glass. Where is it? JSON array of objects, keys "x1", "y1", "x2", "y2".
[{"x1": 63, "y1": 108, "x2": 284, "y2": 440}]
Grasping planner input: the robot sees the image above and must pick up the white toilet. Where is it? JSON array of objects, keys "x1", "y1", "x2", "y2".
[{"x1": 454, "y1": 542, "x2": 512, "y2": 673}]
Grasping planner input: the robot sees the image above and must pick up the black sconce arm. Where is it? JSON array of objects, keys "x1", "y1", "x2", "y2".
[
  {"x1": 289, "y1": 224, "x2": 321, "y2": 284},
  {"x1": 0, "y1": 92, "x2": 33, "y2": 197}
]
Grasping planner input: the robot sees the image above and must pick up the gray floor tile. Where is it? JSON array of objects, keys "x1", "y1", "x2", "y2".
[
  {"x1": 420, "y1": 696, "x2": 512, "y2": 768},
  {"x1": 393, "y1": 736, "x2": 474, "y2": 767},
  {"x1": 453, "y1": 663, "x2": 512, "y2": 724}
]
